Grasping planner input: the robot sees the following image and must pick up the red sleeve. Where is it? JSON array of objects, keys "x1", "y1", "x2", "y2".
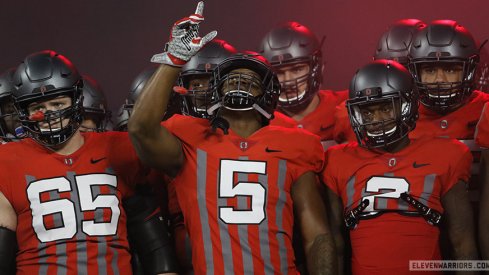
[
  {"x1": 320, "y1": 148, "x2": 340, "y2": 195},
  {"x1": 476, "y1": 102, "x2": 489, "y2": 148},
  {"x1": 441, "y1": 142, "x2": 472, "y2": 196}
]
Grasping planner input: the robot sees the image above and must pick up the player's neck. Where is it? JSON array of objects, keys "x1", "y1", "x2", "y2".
[
  {"x1": 281, "y1": 93, "x2": 320, "y2": 121},
  {"x1": 221, "y1": 110, "x2": 263, "y2": 138},
  {"x1": 49, "y1": 130, "x2": 85, "y2": 156},
  {"x1": 379, "y1": 136, "x2": 410, "y2": 154}
]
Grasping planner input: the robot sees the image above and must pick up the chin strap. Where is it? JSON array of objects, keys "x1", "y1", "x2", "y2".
[{"x1": 210, "y1": 116, "x2": 229, "y2": 135}]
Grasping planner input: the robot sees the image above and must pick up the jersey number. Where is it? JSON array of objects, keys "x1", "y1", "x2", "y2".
[
  {"x1": 362, "y1": 176, "x2": 410, "y2": 212},
  {"x1": 219, "y1": 159, "x2": 266, "y2": 224},
  {"x1": 27, "y1": 174, "x2": 120, "y2": 242}
]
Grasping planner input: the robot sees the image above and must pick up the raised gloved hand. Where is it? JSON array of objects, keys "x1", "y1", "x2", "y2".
[{"x1": 151, "y1": 1, "x2": 217, "y2": 66}]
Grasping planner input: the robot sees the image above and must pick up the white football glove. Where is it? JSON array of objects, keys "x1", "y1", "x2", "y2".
[{"x1": 151, "y1": 1, "x2": 217, "y2": 66}]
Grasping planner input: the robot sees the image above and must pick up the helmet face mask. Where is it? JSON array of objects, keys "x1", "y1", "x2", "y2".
[
  {"x1": 409, "y1": 58, "x2": 477, "y2": 112},
  {"x1": 179, "y1": 73, "x2": 215, "y2": 118},
  {"x1": 16, "y1": 91, "x2": 84, "y2": 146},
  {"x1": 207, "y1": 54, "x2": 280, "y2": 123},
  {"x1": 408, "y1": 20, "x2": 479, "y2": 113},
  {"x1": 347, "y1": 60, "x2": 418, "y2": 149},
  {"x1": 218, "y1": 70, "x2": 265, "y2": 112},
  {"x1": 348, "y1": 93, "x2": 415, "y2": 148},
  {"x1": 0, "y1": 94, "x2": 23, "y2": 140}
]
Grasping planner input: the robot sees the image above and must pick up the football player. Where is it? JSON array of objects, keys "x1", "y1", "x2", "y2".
[
  {"x1": 128, "y1": 2, "x2": 337, "y2": 274},
  {"x1": 333, "y1": 19, "x2": 427, "y2": 145},
  {"x1": 259, "y1": 21, "x2": 347, "y2": 149},
  {"x1": 0, "y1": 50, "x2": 177, "y2": 275},
  {"x1": 0, "y1": 68, "x2": 24, "y2": 143},
  {"x1": 408, "y1": 20, "x2": 488, "y2": 232},
  {"x1": 477, "y1": 103, "x2": 489, "y2": 259},
  {"x1": 323, "y1": 60, "x2": 477, "y2": 274},
  {"x1": 79, "y1": 75, "x2": 112, "y2": 132},
  {"x1": 408, "y1": 20, "x2": 489, "y2": 140},
  {"x1": 114, "y1": 65, "x2": 180, "y2": 132}
]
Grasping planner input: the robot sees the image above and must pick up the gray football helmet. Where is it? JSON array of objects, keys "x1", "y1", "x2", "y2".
[
  {"x1": 347, "y1": 60, "x2": 418, "y2": 148},
  {"x1": 259, "y1": 22, "x2": 323, "y2": 111},
  {"x1": 408, "y1": 20, "x2": 479, "y2": 113}
]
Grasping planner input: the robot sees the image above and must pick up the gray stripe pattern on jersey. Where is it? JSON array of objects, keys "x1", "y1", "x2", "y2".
[
  {"x1": 421, "y1": 174, "x2": 436, "y2": 205},
  {"x1": 346, "y1": 176, "x2": 356, "y2": 208},
  {"x1": 66, "y1": 171, "x2": 88, "y2": 275},
  {"x1": 90, "y1": 184, "x2": 108, "y2": 275},
  {"x1": 26, "y1": 175, "x2": 48, "y2": 275},
  {"x1": 50, "y1": 187, "x2": 67, "y2": 275},
  {"x1": 217, "y1": 168, "x2": 233, "y2": 275},
  {"x1": 236, "y1": 157, "x2": 253, "y2": 274},
  {"x1": 197, "y1": 149, "x2": 214, "y2": 273},
  {"x1": 275, "y1": 160, "x2": 288, "y2": 274},
  {"x1": 258, "y1": 173, "x2": 274, "y2": 275},
  {"x1": 105, "y1": 168, "x2": 120, "y2": 275}
]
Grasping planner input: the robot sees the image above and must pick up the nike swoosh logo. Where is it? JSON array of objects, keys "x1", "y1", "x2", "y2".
[
  {"x1": 90, "y1": 157, "x2": 107, "y2": 164},
  {"x1": 265, "y1": 147, "x2": 282, "y2": 153},
  {"x1": 320, "y1": 124, "x2": 334, "y2": 132},
  {"x1": 413, "y1": 162, "x2": 430, "y2": 168}
]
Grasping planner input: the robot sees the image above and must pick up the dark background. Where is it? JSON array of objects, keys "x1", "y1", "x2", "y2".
[{"x1": 1, "y1": 0, "x2": 488, "y2": 113}]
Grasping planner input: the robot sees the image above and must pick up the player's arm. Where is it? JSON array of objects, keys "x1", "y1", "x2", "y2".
[
  {"x1": 441, "y1": 181, "x2": 478, "y2": 264},
  {"x1": 322, "y1": 185, "x2": 345, "y2": 275},
  {"x1": 128, "y1": 65, "x2": 184, "y2": 175},
  {"x1": 479, "y1": 150, "x2": 489, "y2": 259},
  {"x1": 124, "y1": 193, "x2": 178, "y2": 275},
  {"x1": 0, "y1": 192, "x2": 17, "y2": 275},
  {"x1": 128, "y1": 1, "x2": 216, "y2": 175},
  {"x1": 292, "y1": 172, "x2": 337, "y2": 275}
]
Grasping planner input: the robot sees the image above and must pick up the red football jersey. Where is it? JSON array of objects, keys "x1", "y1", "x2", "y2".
[
  {"x1": 475, "y1": 102, "x2": 489, "y2": 147},
  {"x1": 278, "y1": 90, "x2": 348, "y2": 149},
  {"x1": 270, "y1": 111, "x2": 297, "y2": 128},
  {"x1": 0, "y1": 132, "x2": 147, "y2": 275},
  {"x1": 322, "y1": 137, "x2": 472, "y2": 274},
  {"x1": 332, "y1": 100, "x2": 357, "y2": 144},
  {"x1": 163, "y1": 114, "x2": 324, "y2": 275},
  {"x1": 410, "y1": 90, "x2": 489, "y2": 140}
]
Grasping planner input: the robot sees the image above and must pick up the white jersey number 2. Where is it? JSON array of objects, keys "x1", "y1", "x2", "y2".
[{"x1": 27, "y1": 174, "x2": 120, "y2": 242}]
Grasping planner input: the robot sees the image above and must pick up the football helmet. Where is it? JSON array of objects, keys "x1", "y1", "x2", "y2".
[
  {"x1": 12, "y1": 50, "x2": 84, "y2": 146},
  {"x1": 81, "y1": 75, "x2": 111, "y2": 132},
  {"x1": 347, "y1": 60, "x2": 418, "y2": 148},
  {"x1": 259, "y1": 21, "x2": 322, "y2": 110},
  {"x1": 0, "y1": 68, "x2": 24, "y2": 141},
  {"x1": 178, "y1": 39, "x2": 237, "y2": 118},
  {"x1": 374, "y1": 19, "x2": 426, "y2": 66},
  {"x1": 113, "y1": 103, "x2": 130, "y2": 132},
  {"x1": 408, "y1": 20, "x2": 479, "y2": 112},
  {"x1": 207, "y1": 53, "x2": 280, "y2": 129}
]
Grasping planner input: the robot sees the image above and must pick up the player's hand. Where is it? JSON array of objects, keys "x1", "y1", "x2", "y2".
[{"x1": 151, "y1": 1, "x2": 217, "y2": 67}]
